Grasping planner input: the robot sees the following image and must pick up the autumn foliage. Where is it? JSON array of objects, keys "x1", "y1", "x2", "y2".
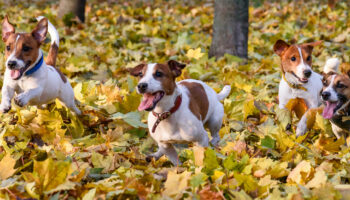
[{"x1": 0, "y1": 0, "x2": 349, "y2": 199}]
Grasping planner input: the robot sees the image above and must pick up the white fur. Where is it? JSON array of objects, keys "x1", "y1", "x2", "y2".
[
  {"x1": 279, "y1": 47, "x2": 323, "y2": 137},
  {"x1": 6, "y1": 35, "x2": 25, "y2": 69},
  {"x1": 217, "y1": 85, "x2": 231, "y2": 100},
  {"x1": 139, "y1": 65, "x2": 230, "y2": 165},
  {"x1": 295, "y1": 47, "x2": 312, "y2": 79},
  {"x1": 323, "y1": 75, "x2": 338, "y2": 102},
  {"x1": 0, "y1": 19, "x2": 80, "y2": 115},
  {"x1": 295, "y1": 59, "x2": 340, "y2": 137},
  {"x1": 279, "y1": 71, "x2": 323, "y2": 110},
  {"x1": 36, "y1": 16, "x2": 59, "y2": 46},
  {"x1": 137, "y1": 63, "x2": 162, "y2": 94},
  {"x1": 323, "y1": 58, "x2": 340, "y2": 74}
]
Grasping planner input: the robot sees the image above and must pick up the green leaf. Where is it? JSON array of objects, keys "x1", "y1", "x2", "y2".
[
  {"x1": 110, "y1": 112, "x2": 147, "y2": 128},
  {"x1": 261, "y1": 136, "x2": 276, "y2": 149},
  {"x1": 202, "y1": 148, "x2": 219, "y2": 175}
]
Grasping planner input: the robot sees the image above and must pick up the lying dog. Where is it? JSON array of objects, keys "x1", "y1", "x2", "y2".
[
  {"x1": 273, "y1": 40, "x2": 322, "y2": 133},
  {"x1": 129, "y1": 60, "x2": 231, "y2": 165},
  {"x1": 296, "y1": 58, "x2": 350, "y2": 139},
  {"x1": 0, "y1": 16, "x2": 81, "y2": 115}
]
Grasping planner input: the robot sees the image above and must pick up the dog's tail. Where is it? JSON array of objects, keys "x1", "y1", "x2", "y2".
[
  {"x1": 37, "y1": 16, "x2": 59, "y2": 67},
  {"x1": 217, "y1": 85, "x2": 231, "y2": 101},
  {"x1": 323, "y1": 58, "x2": 340, "y2": 74}
]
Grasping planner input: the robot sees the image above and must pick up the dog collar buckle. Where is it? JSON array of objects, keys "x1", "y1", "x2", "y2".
[{"x1": 151, "y1": 95, "x2": 182, "y2": 133}]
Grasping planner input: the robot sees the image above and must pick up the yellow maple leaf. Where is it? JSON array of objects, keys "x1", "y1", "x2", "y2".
[
  {"x1": 163, "y1": 170, "x2": 191, "y2": 197},
  {"x1": 193, "y1": 146, "x2": 205, "y2": 167},
  {"x1": 306, "y1": 169, "x2": 327, "y2": 188},
  {"x1": 287, "y1": 161, "x2": 313, "y2": 184},
  {"x1": 285, "y1": 98, "x2": 308, "y2": 119},
  {"x1": 0, "y1": 154, "x2": 16, "y2": 180},
  {"x1": 186, "y1": 48, "x2": 204, "y2": 60}
]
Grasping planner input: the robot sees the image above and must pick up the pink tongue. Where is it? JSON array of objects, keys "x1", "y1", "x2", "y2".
[
  {"x1": 322, "y1": 101, "x2": 337, "y2": 119},
  {"x1": 10, "y1": 70, "x2": 21, "y2": 79},
  {"x1": 138, "y1": 93, "x2": 156, "y2": 111}
]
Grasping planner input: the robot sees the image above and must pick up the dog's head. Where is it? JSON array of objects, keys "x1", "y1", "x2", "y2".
[
  {"x1": 128, "y1": 60, "x2": 186, "y2": 111},
  {"x1": 321, "y1": 64, "x2": 350, "y2": 119},
  {"x1": 2, "y1": 16, "x2": 48, "y2": 80},
  {"x1": 274, "y1": 39, "x2": 322, "y2": 85}
]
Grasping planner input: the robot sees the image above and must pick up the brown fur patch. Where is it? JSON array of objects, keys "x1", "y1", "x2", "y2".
[
  {"x1": 322, "y1": 74, "x2": 350, "y2": 101},
  {"x1": 180, "y1": 81, "x2": 209, "y2": 121},
  {"x1": 274, "y1": 40, "x2": 321, "y2": 74},
  {"x1": 153, "y1": 64, "x2": 176, "y2": 95},
  {"x1": 5, "y1": 33, "x2": 40, "y2": 67},
  {"x1": 45, "y1": 43, "x2": 66, "y2": 83},
  {"x1": 333, "y1": 75, "x2": 350, "y2": 98},
  {"x1": 46, "y1": 43, "x2": 58, "y2": 67},
  {"x1": 129, "y1": 63, "x2": 147, "y2": 77},
  {"x1": 54, "y1": 67, "x2": 67, "y2": 83},
  {"x1": 279, "y1": 45, "x2": 312, "y2": 74}
]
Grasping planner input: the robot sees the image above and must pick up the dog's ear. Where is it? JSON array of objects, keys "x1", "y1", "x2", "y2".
[
  {"x1": 32, "y1": 18, "x2": 48, "y2": 44},
  {"x1": 340, "y1": 63, "x2": 350, "y2": 79},
  {"x1": 168, "y1": 60, "x2": 186, "y2": 77},
  {"x1": 128, "y1": 63, "x2": 146, "y2": 77},
  {"x1": 273, "y1": 40, "x2": 290, "y2": 56},
  {"x1": 303, "y1": 40, "x2": 322, "y2": 51},
  {"x1": 2, "y1": 15, "x2": 15, "y2": 42}
]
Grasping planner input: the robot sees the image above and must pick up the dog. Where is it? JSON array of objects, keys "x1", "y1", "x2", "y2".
[
  {"x1": 128, "y1": 60, "x2": 231, "y2": 165},
  {"x1": 296, "y1": 58, "x2": 350, "y2": 139},
  {"x1": 273, "y1": 40, "x2": 323, "y2": 133},
  {"x1": 0, "y1": 16, "x2": 81, "y2": 115}
]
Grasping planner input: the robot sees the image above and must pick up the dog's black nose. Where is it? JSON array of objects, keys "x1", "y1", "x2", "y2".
[
  {"x1": 7, "y1": 61, "x2": 17, "y2": 69},
  {"x1": 137, "y1": 83, "x2": 148, "y2": 93},
  {"x1": 322, "y1": 91, "x2": 330, "y2": 100},
  {"x1": 303, "y1": 69, "x2": 312, "y2": 78}
]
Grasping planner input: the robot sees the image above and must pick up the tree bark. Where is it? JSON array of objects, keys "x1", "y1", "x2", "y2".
[
  {"x1": 209, "y1": 0, "x2": 249, "y2": 59},
  {"x1": 58, "y1": 0, "x2": 86, "y2": 23}
]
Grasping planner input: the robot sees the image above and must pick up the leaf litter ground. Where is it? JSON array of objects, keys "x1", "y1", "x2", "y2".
[{"x1": 0, "y1": 0, "x2": 350, "y2": 199}]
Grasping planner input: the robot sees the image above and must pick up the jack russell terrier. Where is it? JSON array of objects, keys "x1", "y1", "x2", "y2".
[
  {"x1": 0, "y1": 16, "x2": 81, "y2": 115},
  {"x1": 296, "y1": 58, "x2": 350, "y2": 139},
  {"x1": 273, "y1": 39, "x2": 323, "y2": 135},
  {"x1": 129, "y1": 60, "x2": 231, "y2": 165}
]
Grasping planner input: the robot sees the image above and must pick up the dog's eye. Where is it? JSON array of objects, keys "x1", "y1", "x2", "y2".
[
  {"x1": 337, "y1": 82, "x2": 346, "y2": 88},
  {"x1": 138, "y1": 72, "x2": 143, "y2": 77},
  {"x1": 6, "y1": 46, "x2": 10, "y2": 51},
  {"x1": 306, "y1": 55, "x2": 311, "y2": 61},
  {"x1": 291, "y1": 57, "x2": 296, "y2": 61},
  {"x1": 322, "y1": 79, "x2": 328, "y2": 86},
  {"x1": 22, "y1": 45, "x2": 31, "y2": 52},
  {"x1": 155, "y1": 71, "x2": 163, "y2": 77}
]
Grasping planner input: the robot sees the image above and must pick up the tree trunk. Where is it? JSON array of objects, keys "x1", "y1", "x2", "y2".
[
  {"x1": 58, "y1": 0, "x2": 86, "y2": 23},
  {"x1": 209, "y1": 0, "x2": 249, "y2": 59}
]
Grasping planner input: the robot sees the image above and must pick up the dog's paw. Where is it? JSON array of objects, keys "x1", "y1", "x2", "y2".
[
  {"x1": 0, "y1": 104, "x2": 11, "y2": 113},
  {"x1": 14, "y1": 94, "x2": 28, "y2": 107},
  {"x1": 210, "y1": 137, "x2": 220, "y2": 147},
  {"x1": 296, "y1": 122, "x2": 307, "y2": 137}
]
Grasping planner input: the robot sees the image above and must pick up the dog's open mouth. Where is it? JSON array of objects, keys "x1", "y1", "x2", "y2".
[
  {"x1": 292, "y1": 72, "x2": 308, "y2": 84},
  {"x1": 10, "y1": 69, "x2": 24, "y2": 80},
  {"x1": 322, "y1": 101, "x2": 339, "y2": 119},
  {"x1": 9, "y1": 61, "x2": 31, "y2": 80},
  {"x1": 138, "y1": 91, "x2": 165, "y2": 111}
]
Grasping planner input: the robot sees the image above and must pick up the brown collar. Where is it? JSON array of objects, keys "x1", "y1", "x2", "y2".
[
  {"x1": 151, "y1": 95, "x2": 182, "y2": 133},
  {"x1": 282, "y1": 72, "x2": 307, "y2": 91}
]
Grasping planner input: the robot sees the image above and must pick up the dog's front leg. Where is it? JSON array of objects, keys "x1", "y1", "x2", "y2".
[
  {"x1": 14, "y1": 88, "x2": 43, "y2": 107},
  {"x1": 162, "y1": 144, "x2": 181, "y2": 165},
  {"x1": 296, "y1": 107, "x2": 323, "y2": 137},
  {"x1": 146, "y1": 146, "x2": 165, "y2": 162},
  {"x1": 0, "y1": 85, "x2": 15, "y2": 113}
]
